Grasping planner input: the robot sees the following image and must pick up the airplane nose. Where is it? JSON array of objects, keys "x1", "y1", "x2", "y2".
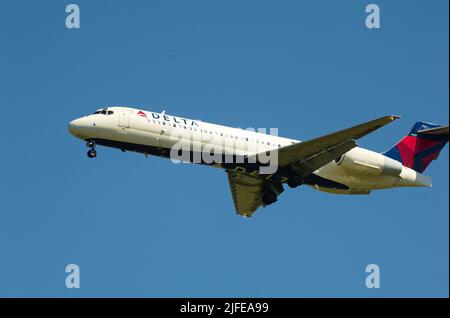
[{"x1": 68, "y1": 118, "x2": 83, "y2": 136}]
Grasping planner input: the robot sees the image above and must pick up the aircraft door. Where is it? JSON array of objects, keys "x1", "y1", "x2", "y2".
[{"x1": 119, "y1": 109, "x2": 130, "y2": 128}]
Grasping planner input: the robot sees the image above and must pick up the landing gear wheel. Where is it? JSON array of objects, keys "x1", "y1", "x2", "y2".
[
  {"x1": 262, "y1": 191, "x2": 277, "y2": 205},
  {"x1": 288, "y1": 175, "x2": 303, "y2": 188},
  {"x1": 87, "y1": 149, "x2": 97, "y2": 158},
  {"x1": 86, "y1": 141, "x2": 95, "y2": 148}
]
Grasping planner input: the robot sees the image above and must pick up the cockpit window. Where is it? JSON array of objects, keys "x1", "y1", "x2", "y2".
[{"x1": 93, "y1": 108, "x2": 114, "y2": 115}]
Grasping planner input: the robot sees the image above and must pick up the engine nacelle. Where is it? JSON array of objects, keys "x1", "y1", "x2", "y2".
[{"x1": 336, "y1": 148, "x2": 403, "y2": 177}]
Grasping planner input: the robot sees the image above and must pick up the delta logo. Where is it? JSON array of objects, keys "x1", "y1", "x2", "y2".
[{"x1": 137, "y1": 111, "x2": 147, "y2": 117}]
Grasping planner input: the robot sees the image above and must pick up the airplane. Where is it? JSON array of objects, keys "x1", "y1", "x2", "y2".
[{"x1": 68, "y1": 107, "x2": 449, "y2": 217}]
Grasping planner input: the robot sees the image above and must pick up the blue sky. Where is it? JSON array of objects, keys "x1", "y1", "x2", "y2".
[{"x1": 0, "y1": 0, "x2": 448, "y2": 297}]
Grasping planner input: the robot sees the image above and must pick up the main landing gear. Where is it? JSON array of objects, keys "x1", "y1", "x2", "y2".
[
  {"x1": 262, "y1": 190, "x2": 277, "y2": 205},
  {"x1": 287, "y1": 175, "x2": 303, "y2": 188},
  {"x1": 261, "y1": 175, "x2": 301, "y2": 206},
  {"x1": 261, "y1": 182, "x2": 283, "y2": 206},
  {"x1": 86, "y1": 141, "x2": 97, "y2": 158}
]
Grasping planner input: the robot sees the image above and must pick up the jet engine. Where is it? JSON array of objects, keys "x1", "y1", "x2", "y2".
[{"x1": 336, "y1": 148, "x2": 403, "y2": 177}]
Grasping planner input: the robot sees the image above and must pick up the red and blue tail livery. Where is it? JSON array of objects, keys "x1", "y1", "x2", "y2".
[{"x1": 384, "y1": 122, "x2": 449, "y2": 173}]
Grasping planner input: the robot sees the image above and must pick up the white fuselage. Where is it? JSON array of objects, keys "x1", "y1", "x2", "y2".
[{"x1": 68, "y1": 107, "x2": 432, "y2": 194}]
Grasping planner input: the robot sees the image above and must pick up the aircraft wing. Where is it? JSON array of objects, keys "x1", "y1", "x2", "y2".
[
  {"x1": 226, "y1": 169, "x2": 283, "y2": 217},
  {"x1": 251, "y1": 115, "x2": 400, "y2": 177},
  {"x1": 226, "y1": 116, "x2": 399, "y2": 217}
]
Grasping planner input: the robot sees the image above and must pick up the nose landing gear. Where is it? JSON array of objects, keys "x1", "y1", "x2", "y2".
[
  {"x1": 87, "y1": 148, "x2": 97, "y2": 158},
  {"x1": 86, "y1": 141, "x2": 97, "y2": 158}
]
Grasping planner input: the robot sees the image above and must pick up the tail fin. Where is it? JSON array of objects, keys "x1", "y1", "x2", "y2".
[{"x1": 384, "y1": 122, "x2": 449, "y2": 173}]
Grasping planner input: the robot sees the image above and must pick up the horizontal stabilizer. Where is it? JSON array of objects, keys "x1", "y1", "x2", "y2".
[{"x1": 417, "y1": 126, "x2": 449, "y2": 139}]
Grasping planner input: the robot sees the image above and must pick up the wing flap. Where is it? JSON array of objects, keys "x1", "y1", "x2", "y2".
[{"x1": 227, "y1": 170, "x2": 264, "y2": 217}]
